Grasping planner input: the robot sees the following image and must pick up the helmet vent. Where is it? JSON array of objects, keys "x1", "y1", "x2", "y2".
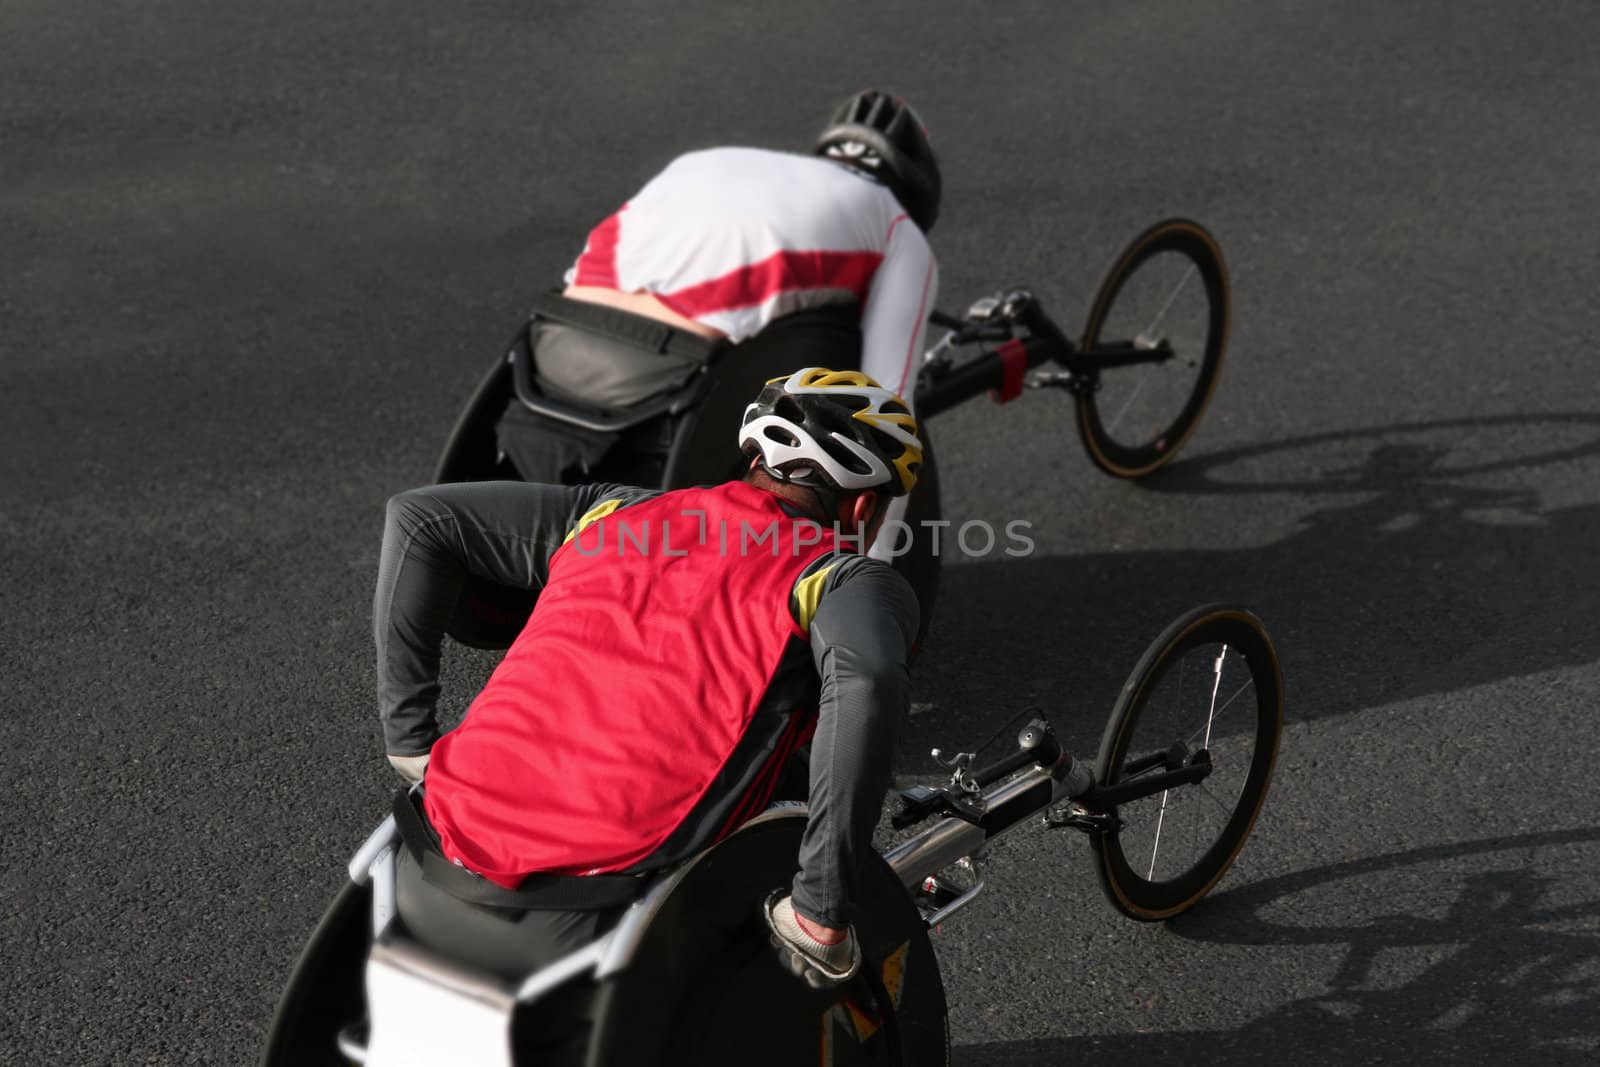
[{"x1": 737, "y1": 367, "x2": 924, "y2": 497}]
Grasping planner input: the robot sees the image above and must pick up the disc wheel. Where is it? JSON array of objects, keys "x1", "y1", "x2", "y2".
[
  {"x1": 588, "y1": 810, "x2": 949, "y2": 1067},
  {"x1": 1091, "y1": 605, "x2": 1282, "y2": 920},
  {"x1": 259, "y1": 880, "x2": 371, "y2": 1067},
  {"x1": 1076, "y1": 218, "x2": 1230, "y2": 478}
]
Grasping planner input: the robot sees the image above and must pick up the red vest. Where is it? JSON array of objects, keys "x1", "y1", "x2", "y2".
[{"x1": 423, "y1": 482, "x2": 842, "y2": 887}]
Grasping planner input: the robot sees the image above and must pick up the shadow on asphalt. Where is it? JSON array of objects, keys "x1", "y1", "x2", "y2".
[
  {"x1": 954, "y1": 827, "x2": 1600, "y2": 1065},
  {"x1": 908, "y1": 413, "x2": 1600, "y2": 760}
]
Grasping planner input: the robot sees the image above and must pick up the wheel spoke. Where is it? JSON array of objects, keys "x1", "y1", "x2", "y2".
[
  {"x1": 1135, "y1": 262, "x2": 1197, "y2": 348},
  {"x1": 1105, "y1": 375, "x2": 1149, "y2": 435},
  {"x1": 1185, "y1": 678, "x2": 1254, "y2": 748},
  {"x1": 1195, "y1": 780, "x2": 1239, "y2": 818},
  {"x1": 1148, "y1": 788, "x2": 1171, "y2": 879},
  {"x1": 1132, "y1": 645, "x2": 1255, "y2": 884},
  {"x1": 1203, "y1": 644, "x2": 1227, "y2": 749},
  {"x1": 1176, "y1": 642, "x2": 1189, "y2": 721}
]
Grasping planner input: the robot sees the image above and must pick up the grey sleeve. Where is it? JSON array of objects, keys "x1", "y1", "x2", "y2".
[
  {"x1": 806, "y1": 556, "x2": 920, "y2": 677},
  {"x1": 373, "y1": 480, "x2": 658, "y2": 754},
  {"x1": 789, "y1": 557, "x2": 918, "y2": 926}
]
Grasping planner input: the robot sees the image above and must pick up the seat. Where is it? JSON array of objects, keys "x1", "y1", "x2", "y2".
[
  {"x1": 428, "y1": 324, "x2": 705, "y2": 651},
  {"x1": 260, "y1": 809, "x2": 948, "y2": 1067},
  {"x1": 429, "y1": 303, "x2": 868, "y2": 651}
]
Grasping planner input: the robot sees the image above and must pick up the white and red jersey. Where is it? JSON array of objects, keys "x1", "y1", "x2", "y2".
[{"x1": 563, "y1": 146, "x2": 938, "y2": 400}]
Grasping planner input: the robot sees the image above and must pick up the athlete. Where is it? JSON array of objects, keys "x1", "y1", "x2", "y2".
[
  {"x1": 374, "y1": 370, "x2": 923, "y2": 1054},
  {"x1": 507, "y1": 90, "x2": 939, "y2": 559},
  {"x1": 549, "y1": 88, "x2": 939, "y2": 407}
]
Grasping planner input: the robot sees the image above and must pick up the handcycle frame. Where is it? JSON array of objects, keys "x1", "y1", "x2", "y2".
[
  {"x1": 911, "y1": 215, "x2": 1229, "y2": 482},
  {"x1": 327, "y1": 713, "x2": 1206, "y2": 1064},
  {"x1": 473, "y1": 215, "x2": 1224, "y2": 455},
  {"x1": 269, "y1": 604, "x2": 1280, "y2": 1065},
  {"x1": 340, "y1": 708, "x2": 1196, "y2": 983},
  {"x1": 880, "y1": 714, "x2": 1211, "y2": 926},
  {"x1": 913, "y1": 290, "x2": 1171, "y2": 419},
  {"x1": 283, "y1": 221, "x2": 1245, "y2": 1062}
]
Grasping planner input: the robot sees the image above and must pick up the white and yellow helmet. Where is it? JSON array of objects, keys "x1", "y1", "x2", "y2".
[{"x1": 738, "y1": 368, "x2": 923, "y2": 497}]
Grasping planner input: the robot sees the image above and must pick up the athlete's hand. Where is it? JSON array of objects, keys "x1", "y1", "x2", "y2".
[{"x1": 387, "y1": 752, "x2": 430, "y2": 784}]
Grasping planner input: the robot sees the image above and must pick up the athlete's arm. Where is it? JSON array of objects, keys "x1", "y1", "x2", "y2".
[
  {"x1": 374, "y1": 480, "x2": 658, "y2": 761},
  {"x1": 788, "y1": 554, "x2": 919, "y2": 928},
  {"x1": 859, "y1": 220, "x2": 938, "y2": 405}
]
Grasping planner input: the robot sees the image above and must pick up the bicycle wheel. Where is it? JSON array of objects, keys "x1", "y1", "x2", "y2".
[
  {"x1": 1091, "y1": 605, "x2": 1282, "y2": 921},
  {"x1": 1076, "y1": 219, "x2": 1229, "y2": 478}
]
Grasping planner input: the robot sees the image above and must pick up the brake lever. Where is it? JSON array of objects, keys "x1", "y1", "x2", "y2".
[
  {"x1": 966, "y1": 295, "x2": 1003, "y2": 322},
  {"x1": 997, "y1": 287, "x2": 1036, "y2": 320},
  {"x1": 941, "y1": 289, "x2": 1036, "y2": 346},
  {"x1": 931, "y1": 748, "x2": 981, "y2": 795}
]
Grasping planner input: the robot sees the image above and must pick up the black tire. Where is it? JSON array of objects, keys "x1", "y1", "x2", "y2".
[
  {"x1": 1091, "y1": 605, "x2": 1282, "y2": 921},
  {"x1": 433, "y1": 349, "x2": 519, "y2": 485},
  {"x1": 588, "y1": 809, "x2": 949, "y2": 1067},
  {"x1": 1076, "y1": 218, "x2": 1230, "y2": 478},
  {"x1": 259, "y1": 880, "x2": 371, "y2": 1067}
]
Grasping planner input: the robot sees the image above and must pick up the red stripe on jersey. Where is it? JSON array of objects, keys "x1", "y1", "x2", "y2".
[
  {"x1": 657, "y1": 249, "x2": 884, "y2": 318},
  {"x1": 572, "y1": 207, "x2": 626, "y2": 288}
]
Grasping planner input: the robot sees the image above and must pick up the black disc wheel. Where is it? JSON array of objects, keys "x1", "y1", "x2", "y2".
[
  {"x1": 588, "y1": 810, "x2": 949, "y2": 1067},
  {"x1": 259, "y1": 880, "x2": 371, "y2": 1067},
  {"x1": 1091, "y1": 605, "x2": 1282, "y2": 920},
  {"x1": 1076, "y1": 218, "x2": 1230, "y2": 478}
]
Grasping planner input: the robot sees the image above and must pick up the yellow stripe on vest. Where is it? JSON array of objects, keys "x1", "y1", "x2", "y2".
[
  {"x1": 563, "y1": 498, "x2": 627, "y2": 544},
  {"x1": 792, "y1": 563, "x2": 836, "y2": 634}
]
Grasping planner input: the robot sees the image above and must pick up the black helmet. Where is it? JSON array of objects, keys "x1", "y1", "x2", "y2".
[
  {"x1": 814, "y1": 90, "x2": 942, "y2": 233},
  {"x1": 739, "y1": 368, "x2": 924, "y2": 497}
]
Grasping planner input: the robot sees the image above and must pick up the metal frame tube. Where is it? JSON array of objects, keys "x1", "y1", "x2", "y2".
[{"x1": 883, "y1": 765, "x2": 1067, "y2": 890}]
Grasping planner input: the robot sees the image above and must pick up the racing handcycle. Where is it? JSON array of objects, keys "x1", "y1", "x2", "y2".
[
  {"x1": 261, "y1": 603, "x2": 1283, "y2": 1065},
  {"x1": 430, "y1": 218, "x2": 1230, "y2": 650}
]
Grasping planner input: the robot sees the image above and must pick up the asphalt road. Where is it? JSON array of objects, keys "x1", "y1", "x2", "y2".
[{"x1": 5, "y1": 3, "x2": 1598, "y2": 1064}]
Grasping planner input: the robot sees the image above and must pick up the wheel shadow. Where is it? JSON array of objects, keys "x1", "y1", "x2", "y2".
[
  {"x1": 952, "y1": 827, "x2": 1600, "y2": 1065},
  {"x1": 908, "y1": 412, "x2": 1600, "y2": 758}
]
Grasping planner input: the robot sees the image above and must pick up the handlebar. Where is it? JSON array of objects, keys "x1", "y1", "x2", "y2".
[
  {"x1": 891, "y1": 718, "x2": 1071, "y2": 830},
  {"x1": 929, "y1": 288, "x2": 1073, "y2": 348},
  {"x1": 969, "y1": 719, "x2": 1062, "y2": 789},
  {"x1": 1012, "y1": 297, "x2": 1077, "y2": 355},
  {"x1": 927, "y1": 314, "x2": 1016, "y2": 346}
]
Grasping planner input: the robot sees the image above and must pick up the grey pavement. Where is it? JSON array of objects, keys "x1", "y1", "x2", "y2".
[{"x1": 3, "y1": 2, "x2": 1597, "y2": 1064}]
